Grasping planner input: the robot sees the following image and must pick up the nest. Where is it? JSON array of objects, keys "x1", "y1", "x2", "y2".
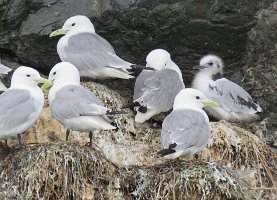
[
  {"x1": 0, "y1": 82, "x2": 276, "y2": 199},
  {"x1": 0, "y1": 143, "x2": 263, "y2": 200},
  {"x1": 0, "y1": 143, "x2": 119, "y2": 199}
]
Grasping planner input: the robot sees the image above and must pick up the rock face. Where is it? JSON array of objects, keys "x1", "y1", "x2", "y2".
[
  {"x1": 0, "y1": 0, "x2": 274, "y2": 75},
  {"x1": 0, "y1": 0, "x2": 277, "y2": 199},
  {"x1": 242, "y1": 3, "x2": 277, "y2": 131},
  {"x1": 0, "y1": 0, "x2": 276, "y2": 121}
]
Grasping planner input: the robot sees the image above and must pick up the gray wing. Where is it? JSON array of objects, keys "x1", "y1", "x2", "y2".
[
  {"x1": 63, "y1": 33, "x2": 132, "y2": 71},
  {"x1": 133, "y1": 70, "x2": 156, "y2": 100},
  {"x1": 0, "y1": 89, "x2": 36, "y2": 131},
  {"x1": 161, "y1": 109, "x2": 210, "y2": 151},
  {"x1": 208, "y1": 78, "x2": 261, "y2": 113},
  {"x1": 0, "y1": 62, "x2": 11, "y2": 75},
  {"x1": 135, "y1": 69, "x2": 183, "y2": 109},
  {"x1": 50, "y1": 85, "x2": 108, "y2": 121}
]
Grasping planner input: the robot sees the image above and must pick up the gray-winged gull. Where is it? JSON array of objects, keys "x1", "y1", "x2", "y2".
[
  {"x1": 192, "y1": 55, "x2": 262, "y2": 122},
  {"x1": 0, "y1": 66, "x2": 51, "y2": 146},
  {"x1": 48, "y1": 62, "x2": 125, "y2": 146},
  {"x1": 49, "y1": 15, "x2": 152, "y2": 80},
  {"x1": 157, "y1": 88, "x2": 220, "y2": 159},
  {"x1": 0, "y1": 59, "x2": 12, "y2": 91},
  {"x1": 126, "y1": 49, "x2": 185, "y2": 123}
]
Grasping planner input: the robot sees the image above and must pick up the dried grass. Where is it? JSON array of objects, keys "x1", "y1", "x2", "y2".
[{"x1": 1, "y1": 141, "x2": 275, "y2": 200}]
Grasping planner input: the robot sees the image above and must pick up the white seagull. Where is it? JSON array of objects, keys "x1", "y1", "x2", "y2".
[
  {"x1": 192, "y1": 55, "x2": 262, "y2": 122},
  {"x1": 158, "y1": 88, "x2": 220, "y2": 159},
  {"x1": 0, "y1": 66, "x2": 50, "y2": 146},
  {"x1": 50, "y1": 15, "x2": 152, "y2": 80},
  {"x1": 48, "y1": 62, "x2": 125, "y2": 146},
  {"x1": 126, "y1": 49, "x2": 185, "y2": 123},
  {"x1": 0, "y1": 59, "x2": 12, "y2": 91}
]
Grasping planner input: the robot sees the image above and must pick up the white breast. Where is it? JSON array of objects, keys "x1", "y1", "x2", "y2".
[
  {"x1": 57, "y1": 36, "x2": 69, "y2": 61},
  {"x1": 192, "y1": 71, "x2": 213, "y2": 93}
]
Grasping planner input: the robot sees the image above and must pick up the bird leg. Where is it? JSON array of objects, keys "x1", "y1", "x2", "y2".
[
  {"x1": 17, "y1": 134, "x2": 22, "y2": 148},
  {"x1": 89, "y1": 131, "x2": 94, "y2": 148},
  {"x1": 66, "y1": 129, "x2": 70, "y2": 141}
]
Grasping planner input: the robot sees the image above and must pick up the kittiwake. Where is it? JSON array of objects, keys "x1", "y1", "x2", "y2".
[
  {"x1": 48, "y1": 62, "x2": 125, "y2": 146},
  {"x1": 49, "y1": 15, "x2": 152, "y2": 80},
  {"x1": 0, "y1": 66, "x2": 51, "y2": 146},
  {"x1": 125, "y1": 49, "x2": 184, "y2": 123},
  {"x1": 192, "y1": 55, "x2": 262, "y2": 122},
  {"x1": 157, "y1": 88, "x2": 220, "y2": 159},
  {"x1": 0, "y1": 59, "x2": 12, "y2": 91}
]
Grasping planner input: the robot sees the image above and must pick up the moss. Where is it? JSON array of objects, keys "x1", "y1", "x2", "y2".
[
  {"x1": 121, "y1": 160, "x2": 253, "y2": 200},
  {"x1": 0, "y1": 143, "x2": 119, "y2": 199},
  {"x1": 1, "y1": 142, "x2": 273, "y2": 200}
]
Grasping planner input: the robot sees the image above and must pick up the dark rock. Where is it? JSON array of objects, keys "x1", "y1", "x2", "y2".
[
  {"x1": 0, "y1": 0, "x2": 276, "y2": 128},
  {"x1": 242, "y1": 3, "x2": 277, "y2": 134},
  {"x1": 0, "y1": 0, "x2": 274, "y2": 73}
]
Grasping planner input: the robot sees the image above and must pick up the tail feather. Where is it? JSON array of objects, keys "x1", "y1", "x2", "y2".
[
  {"x1": 0, "y1": 80, "x2": 8, "y2": 91},
  {"x1": 256, "y1": 103, "x2": 262, "y2": 112},
  {"x1": 135, "y1": 109, "x2": 160, "y2": 123},
  {"x1": 104, "y1": 67, "x2": 134, "y2": 79}
]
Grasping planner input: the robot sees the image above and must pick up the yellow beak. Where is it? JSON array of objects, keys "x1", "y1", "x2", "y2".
[
  {"x1": 37, "y1": 78, "x2": 53, "y2": 91},
  {"x1": 49, "y1": 29, "x2": 68, "y2": 37},
  {"x1": 203, "y1": 100, "x2": 221, "y2": 108}
]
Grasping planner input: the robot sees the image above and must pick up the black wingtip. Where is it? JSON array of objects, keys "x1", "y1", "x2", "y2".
[
  {"x1": 157, "y1": 143, "x2": 177, "y2": 157},
  {"x1": 138, "y1": 105, "x2": 147, "y2": 113},
  {"x1": 110, "y1": 122, "x2": 119, "y2": 131},
  {"x1": 106, "y1": 110, "x2": 128, "y2": 115},
  {"x1": 157, "y1": 148, "x2": 176, "y2": 157},
  {"x1": 121, "y1": 101, "x2": 140, "y2": 109},
  {"x1": 131, "y1": 64, "x2": 155, "y2": 71}
]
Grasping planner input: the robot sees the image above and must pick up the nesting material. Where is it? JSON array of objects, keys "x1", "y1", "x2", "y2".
[
  {"x1": 0, "y1": 144, "x2": 261, "y2": 199},
  {"x1": 0, "y1": 81, "x2": 276, "y2": 199}
]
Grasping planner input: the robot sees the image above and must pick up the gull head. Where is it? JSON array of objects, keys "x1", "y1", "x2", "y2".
[
  {"x1": 146, "y1": 49, "x2": 172, "y2": 71},
  {"x1": 11, "y1": 66, "x2": 50, "y2": 89},
  {"x1": 193, "y1": 55, "x2": 224, "y2": 73},
  {"x1": 49, "y1": 62, "x2": 80, "y2": 85},
  {"x1": 50, "y1": 15, "x2": 95, "y2": 37},
  {"x1": 173, "y1": 88, "x2": 220, "y2": 110}
]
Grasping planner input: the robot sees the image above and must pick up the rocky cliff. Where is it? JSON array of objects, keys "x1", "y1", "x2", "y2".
[{"x1": 0, "y1": 0, "x2": 276, "y2": 199}]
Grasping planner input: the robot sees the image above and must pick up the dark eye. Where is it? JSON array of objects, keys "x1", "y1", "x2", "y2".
[
  {"x1": 26, "y1": 74, "x2": 30, "y2": 77},
  {"x1": 53, "y1": 71, "x2": 56, "y2": 75},
  {"x1": 196, "y1": 96, "x2": 200, "y2": 99},
  {"x1": 72, "y1": 23, "x2": 75, "y2": 26},
  {"x1": 208, "y1": 62, "x2": 213, "y2": 66}
]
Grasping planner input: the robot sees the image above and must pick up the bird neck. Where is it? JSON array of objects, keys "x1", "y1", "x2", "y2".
[
  {"x1": 166, "y1": 61, "x2": 184, "y2": 85},
  {"x1": 173, "y1": 105, "x2": 209, "y2": 123},
  {"x1": 11, "y1": 80, "x2": 39, "y2": 91},
  {"x1": 173, "y1": 100, "x2": 203, "y2": 111},
  {"x1": 10, "y1": 83, "x2": 44, "y2": 104},
  {"x1": 197, "y1": 68, "x2": 223, "y2": 80},
  {"x1": 192, "y1": 69, "x2": 223, "y2": 91},
  {"x1": 49, "y1": 80, "x2": 79, "y2": 103},
  {"x1": 67, "y1": 29, "x2": 95, "y2": 37}
]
